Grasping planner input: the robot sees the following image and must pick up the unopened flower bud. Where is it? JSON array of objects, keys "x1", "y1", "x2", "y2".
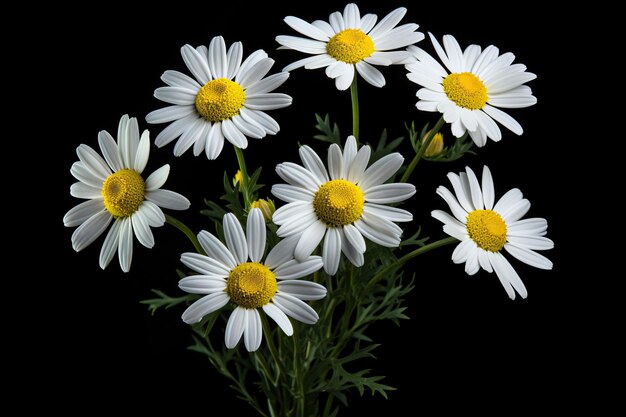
[
  {"x1": 424, "y1": 131, "x2": 444, "y2": 157},
  {"x1": 251, "y1": 198, "x2": 276, "y2": 222},
  {"x1": 233, "y1": 170, "x2": 243, "y2": 191}
]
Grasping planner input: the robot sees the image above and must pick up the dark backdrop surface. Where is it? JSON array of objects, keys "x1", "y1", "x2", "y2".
[{"x1": 40, "y1": 1, "x2": 599, "y2": 414}]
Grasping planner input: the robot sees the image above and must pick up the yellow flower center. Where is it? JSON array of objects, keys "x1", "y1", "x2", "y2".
[
  {"x1": 226, "y1": 262, "x2": 277, "y2": 309},
  {"x1": 101, "y1": 169, "x2": 145, "y2": 218},
  {"x1": 313, "y1": 179, "x2": 364, "y2": 227},
  {"x1": 326, "y1": 29, "x2": 375, "y2": 64},
  {"x1": 466, "y1": 209, "x2": 507, "y2": 252},
  {"x1": 195, "y1": 78, "x2": 245, "y2": 122},
  {"x1": 442, "y1": 72, "x2": 488, "y2": 110}
]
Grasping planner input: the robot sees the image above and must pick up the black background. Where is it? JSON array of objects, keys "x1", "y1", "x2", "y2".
[{"x1": 38, "y1": 0, "x2": 603, "y2": 414}]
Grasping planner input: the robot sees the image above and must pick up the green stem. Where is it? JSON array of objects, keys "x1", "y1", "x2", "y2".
[
  {"x1": 234, "y1": 146, "x2": 252, "y2": 208},
  {"x1": 293, "y1": 331, "x2": 305, "y2": 417},
  {"x1": 365, "y1": 236, "x2": 458, "y2": 291},
  {"x1": 400, "y1": 115, "x2": 446, "y2": 183},
  {"x1": 350, "y1": 77, "x2": 359, "y2": 142},
  {"x1": 165, "y1": 214, "x2": 203, "y2": 254}
]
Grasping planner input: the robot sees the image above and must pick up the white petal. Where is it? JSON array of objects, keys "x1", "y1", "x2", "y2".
[
  {"x1": 501, "y1": 199, "x2": 531, "y2": 224},
  {"x1": 239, "y1": 108, "x2": 280, "y2": 135},
  {"x1": 507, "y1": 218, "x2": 548, "y2": 237},
  {"x1": 216, "y1": 119, "x2": 246, "y2": 150},
  {"x1": 98, "y1": 130, "x2": 123, "y2": 172},
  {"x1": 131, "y1": 211, "x2": 155, "y2": 248},
  {"x1": 328, "y1": 11, "x2": 345, "y2": 32},
  {"x1": 283, "y1": 55, "x2": 328, "y2": 72},
  {"x1": 493, "y1": 188, "x2": 523, "y2": 214},
  {"x1": 231, "y1": 114, "x2": 265, "y2": 139},
  {"x1": 368, "y1": 7, "x2": 406, "y2": 39},
  {"x1": 273, "y1": 256, "x2": 324, "y2": 280},
  {"x1": 488, "y1": 95, "x2": 537, "y2": 109},
  {"x1": 482, "y1": 105, "x2": 523, "y2": 135},
  {"x1": 172, "y1": 118, "x2": 204, "y2": 156},
  {"x1": 507, "y1": 235, "x2": 554, "y2": 251},
  {"x1": 373, "y1": 25, "x2": 424, "y2": 50},
  {"x1": 364, "y1": 203, "x2": 412, "y2": 223},
  {"x1": 272, "y1": 201, "x2": 314, "y2": 225},
  {"x1": 161, "y1": 70, "x2": 202, "y2": 90},
  {"x1": 465, "y1": 248, "x2": 480, "y2": 275},
  {"x1": 327, "y1": 143, "x2": 343, "y2": 180},
  {"x1": 154, "y1": 86, "x2": 197, "y2": 105},
  {"x1": 137, "y1": 201, "x2": 165, "y2": 227},
  {"x1": 265, "y1": 235, "x2": 299, "y2": 270},
  {"x1": 133, "y1": 130, "x2": 150, "y2": 173},
  {"x1": 247, "y1": 208, "x2": 266, "y2": 263},
  {"x1": 475, "y1": 110, "x2": 502, "y2": 142},
  {"x1": 436, "y1": 185, "x2": 469, "y2": 223},
  {"x1": 244, "y1": 72, "x2": 290, "y2": 96},
  {"x1": 153, "y1": 114, "x2": 197, "y2": 148},
  {"x1": 225, "y1": 307, "x2": 246, "y2": 348},
  {"x1": 294, "y1": 220, "x2": 326, "y2": 260},
  {"x1": 145, "y1": 189, "x2": 190, "y2": 210},
  {"x1": 276, "y1": 211, "x2": 318, "y2": 238},
  {"x1": 76, "y1": 144, "x2": 110, "y2": 181},
  {"x1": 341, "y1": 136, "x2": 358, "y2": 178},
  {"x1": 271, "y1": 184, "x2": 315, "y2": 203},
  {"x1": 347, "y1": 143, "x2": 371, "y2": 184},
  {"x1": 443, "y1": 223, "x2": 467, "y2": 241},
  {"x1": 64, "y1": 199, "x2": 104, "y2": 226},
  {"x1": 342, "y1": 3, "x2": 360, "y2": 28},
  {"x1": 406, "y1": 45, "x2": 448, "y2": 77},
  {"x1": 311, "y1": 19, "x2": 336, "y2": 37},
  {"x1": 70, "y1": 182, "x2": 102, "y2": 201},
  {"x1": 343, "y1": 224, "x2": 366, "y2": 253},
  {"x1": 178, "y1": 275, "x2": 227, "y2": 294},
  {"x1": 243, "y1": 309, "x2": 263, "y2": 352},
  {"x1": 276, "y1": 162, "x2": 322, "y2": 189},
  {"x1": 299, "y1": 145, "x2": 329, "y2": 184},
  {"x1": 360, "y1": 13, "x2": 377, "y2": 33},
  {"x1": 284, "y1": 16, "x2": 330, "y2": 41},
  {"x1": 145, "y1": 165, "x2": 170, "y2": 192},
  {"x1": 477, "y1": 249, "x2": 493, "y2": 273},
  {"x1": 460, "y1": 109, "x2": 479, "y2": 132},
  {"x1": 117, "y1": 217, "x2": 133, "y2": 272},
  {"x1": 180, "y1": 252, "x2": 231, "y2": 277},
  {"x1": 208, "y1": 36, "x2": 228, "y2": 79},
  {"x1": 340, "y1": 231, "x2": 364, "y2": 267},
  {"x1": 182, "y1": 292, "x2": 229, "y2": 324},
  {"x1": 364, "y1": 183, "x2": 416, "y2": 204},
  {"x1": 428, "y1": 32, "x2": 452, "y2": 73},
  {"x1": 145, "y1": 105, "x2": 196, "y2": 124},
  {"x1": 117, "y1": 115, "x2": 136, "y2": 169},
  {"x1": 464, "y1": 166, "x2": 484, "y2": 210},
  {"x1": 272, "y1": 293, "x2": 318, "y2": 325},
  {"x1": 451, "y1": 238, "x2": 475, "y2": 264},
  {"x1": 223, "y1": 212, "x2": 248, "y2": 264},
  {"x1": 442, "y1": 34, "x2": 464, "y2": 73},
  {"x1": 238, "y1": 58, "x2": 276, "y2": 89},
  {"x1": 334, "y1": 65, "x2": 355, "y2": 90},
  {"x1": 488, "y1": 252, "x2": 527, "y2": 299},
  {"x1": 279, "y1": 280, "x2": 327, "y2": 301},
  {"x1": 71, "y1": 210, "x2": 111, "y2": 252},
  {"x1": 446, "y1": 172, "x2": 473, "y2": 212},
  {"x1": 244, "y1": 93, "x2": 292, "y2": 110},
  {"x1": 198, "y1": 230, "x2": 237, "y2": 269},
  {"x1": 487, "y1": 71, "x2": 537, "y2": 95},
  {"x1": 205, "y1": 123, "x2": 225, "y2": 160},
  {"x1": 275, "y1": 35, "x2": 327, "y2": 54},
  {"x1": 181, "y1": 44, "x2": 211, "y2": 85},
  {"x1": 322, "y1": 227, "x2": 341, "y2": 275},
  {"x1": 354, "y1": 218, "x2": 400, "y2": 248},
  {"x1": 431, "y1": 209, "x2": 466, "y2": 237},
  {"x1": 263, "y1": 303, "x2": 293, "y2": 336},
  {"x1": 359, "y1": 153, "x2": 404, "y2": 191},
  {"x1": 355, "y1": 61, "x2": 385, "y2": 88},
  {"x1": 99, "y1": 219, "x2": 120, "y2": 270},
  {"x1": 237, "y1": 49, "x2": 269, "y2": 80},
  {"x1": 504, "y1": 244, "x2": 553, "y2": 270}
]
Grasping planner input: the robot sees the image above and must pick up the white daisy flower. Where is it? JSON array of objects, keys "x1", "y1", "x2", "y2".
[
  {"x1": 146, "y1": 36, "x2": 292, "y2": 160},
  {"x1": 276, "y1": 3, "x2": 424, "y2": 90},
  {"x1": 271, "y1": 135, "x2": 415, "y2": 275},
  {"x1": 179, "y1": 208, "x2": 326, "y2": 352},
  {"x1": 405, "y1": 33, "x2": 537, "y2": 147},
  {"x1": 63, "y1": 115, "x2": 190, "y2": 272},
  {"x1": 432, "y1": 165, "x2": 553, "y2": 299}
]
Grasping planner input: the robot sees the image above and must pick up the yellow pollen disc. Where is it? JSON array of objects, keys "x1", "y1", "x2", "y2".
[
  {"x1": 226, "y1": 262, "x2": 277, "y2": 309},
  {"x1": 466, "y1": 209, "x2": 507, "y2": 252},
  {"x1": 326, "y1": 29, "x2": 375, "y2": 64},
  {"x1": 195, "y1": 78, "x2": 245, "y2": 122},
  {"x1": 313, "y1": 179, "x2": 364, "y2": 227},
  {"x1": 101, "y1": 169, "x2": 145, "y2": 218},
  {"x1": 442, "y1": 72, "x2": 488, "y2": 110}
]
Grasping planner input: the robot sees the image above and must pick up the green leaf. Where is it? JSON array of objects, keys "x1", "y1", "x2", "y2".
[
  {"x1": 313, "y1": 113, "x2": 341, "y2": 144},
  {"x1": 140, "y1": 289, "x2": 198, "y2": 316}
]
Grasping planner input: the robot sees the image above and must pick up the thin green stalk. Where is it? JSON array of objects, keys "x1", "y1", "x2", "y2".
[
  {"x1": 400, "y1": 115, "x2": 446, "y2": 183},
  {"x1": 234, "y1": 146, "x2": 252, "y2": 208},
  {"x1": 350, "y1": 77, "x2": 359, "y2": 142},
  {"x1": 365, "y1": 236, "x2": 458, "y2": 290},
  {"x1": 165, "y1": 214, "x2": 203, "y2": 254},
  {"x1": 293, "y1": 331, "x2": 306, "y2": 417}
]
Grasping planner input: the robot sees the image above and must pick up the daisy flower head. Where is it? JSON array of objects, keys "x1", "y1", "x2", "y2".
[
  {"x1": 146, "y1": 36, "x2": 292, "y2": 160},
  {"x1": 276, "y1": 3, "x2": 424, "y2": 90},
  {"x1": 405, "y1": 33, "x2": 537, "y2": 147},
  {"x1": 271, "y1": 136, "x2": 416, "y2": 275},
  {"x1": 178, "y1": 208, "x2": 326, "y2": 352},
  {"x1": 63, "y1": 115, "x2": 191, "y2": 272},
  {"x1": 432, "y1": 165, "x2": 553, "y2": 299}
]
